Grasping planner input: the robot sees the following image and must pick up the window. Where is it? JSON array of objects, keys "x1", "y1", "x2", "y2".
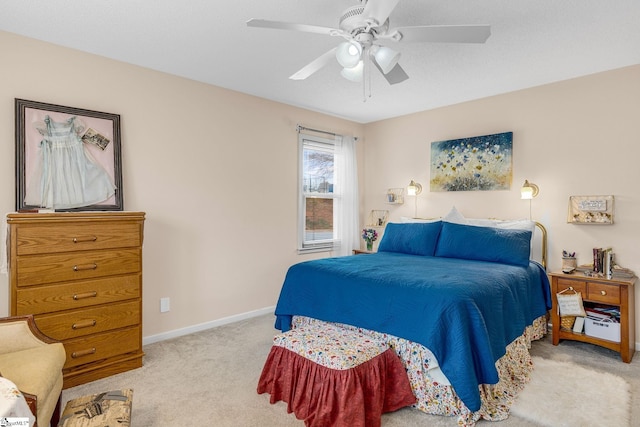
[{"x1": 299, "y1": 133, "x2": 337, "y2": 252}]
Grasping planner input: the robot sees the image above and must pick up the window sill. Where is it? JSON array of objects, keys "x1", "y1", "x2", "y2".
[{"x1": 297, "y1": 246, "x2": 336, "y2": 255}]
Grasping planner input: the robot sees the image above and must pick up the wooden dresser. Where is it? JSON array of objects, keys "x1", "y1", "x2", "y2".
[{"x1": 7, "y1": 211, "x2": 145, "y2": 388}]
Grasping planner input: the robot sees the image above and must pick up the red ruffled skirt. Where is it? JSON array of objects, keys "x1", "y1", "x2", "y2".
[{"x1": 258, "y1": 346, "x2": 416, "y2": 427}]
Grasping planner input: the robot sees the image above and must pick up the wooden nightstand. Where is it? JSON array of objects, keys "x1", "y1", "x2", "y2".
[
  {"x1": 352, "y1": 249, "x2": 375, "y2": 255},
  {"x1": 549, "y1": 271, "x2": 636, "y2": 362}
]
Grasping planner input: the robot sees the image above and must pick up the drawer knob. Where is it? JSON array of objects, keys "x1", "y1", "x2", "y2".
[
  {"x1": 73, "y1": 236, "x2": 98, "y2": 243},
  {"x1": 73, "y1": 263, "x2": 97, "y2": 272},
  {"x1": 73, "y1": 291, "x2": 98, "y2": 300},
  {"x1": 601, "y1": 290, "x2": 607, "y2": 296},
  {"x1": 72, "y1": 320, "x2": 97, "y2": 330},
  {"x1": 72, "y1": 348, "x2": 97, "y2": 359}
]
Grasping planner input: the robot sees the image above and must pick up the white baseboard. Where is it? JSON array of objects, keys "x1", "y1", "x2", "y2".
[{"x1": 142, "y1": 305, "x2": 275, "y2": 346}]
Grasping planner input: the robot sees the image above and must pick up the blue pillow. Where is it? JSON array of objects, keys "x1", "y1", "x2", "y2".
[
  {"x1": 378, "y1": 221, "x2": 443, "y2": 256},
  {"x1": 435, "y1": 222, "x2": 531, "y2": 267}
]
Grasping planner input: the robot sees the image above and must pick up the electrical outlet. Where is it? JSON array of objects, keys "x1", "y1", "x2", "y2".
[{"x1": 160, "y1": 297, "x2": 170, "y2": 313}]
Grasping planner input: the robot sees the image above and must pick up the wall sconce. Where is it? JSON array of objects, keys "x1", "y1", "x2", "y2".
[
  {"x1": 520, "y1": 180, "x2": 539, "y2": 200},
  {"x1": 407, "y1": 180, "x2": 423, "y2": 217},
  {"x1": 521, "y1": 179, "x2": 539, "y2": 219},
  {"x1": 407, "y1": 180, "x2": 423, "y2": 196}
]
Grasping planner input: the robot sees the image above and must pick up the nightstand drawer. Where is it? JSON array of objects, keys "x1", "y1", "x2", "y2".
[
  {"x1": 15, "y1": 222, "x2": 141, "y2": 255},
  {"x1": 587, "y1": 282, "x2": 620, "y2": 305},
  {"x1": 35, "y1": 300, "x2": 140, "y2": 340},
  {"x1": 15, "y1": 274, "x2": 141, "y2": 315},
  {"x1": 16, "y1": 248, "x2": 141, "y2": 286},
  {"x1": 556, "y1": 278, "x2": 587, "y2": 295},
  {"x1": 63, "y1": 326, "x2": 141, "y2": 369}
]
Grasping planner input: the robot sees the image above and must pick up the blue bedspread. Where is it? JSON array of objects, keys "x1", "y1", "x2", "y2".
[{"x1": 274, "y1": 252, "x2": 552, "y2": 412}]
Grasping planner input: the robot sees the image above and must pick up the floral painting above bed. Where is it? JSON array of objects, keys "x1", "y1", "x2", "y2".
[{"x1": 430, "y1": 131, "x2": 513, "y2": 192}]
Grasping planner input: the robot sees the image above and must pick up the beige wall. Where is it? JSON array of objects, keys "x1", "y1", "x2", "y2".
[
  {"x1": 363, "y1": 65, "x2": 640, "y2": 341},
  {"x1": 0, "y1": 31, "x2": 365, "y2": 338},
  {"x1": 2, "y1": 30, "x2": 639, "y2": 345}
]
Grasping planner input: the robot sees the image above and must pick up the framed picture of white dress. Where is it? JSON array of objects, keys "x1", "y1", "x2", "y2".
[{"x1": 15, "y1": 99, "x2": 123, "y2": 211}]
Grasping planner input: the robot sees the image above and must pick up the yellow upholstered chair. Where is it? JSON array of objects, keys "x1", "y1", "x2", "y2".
[{"x1": 0, "y1": 315, "x2": 66, "y2": 427}]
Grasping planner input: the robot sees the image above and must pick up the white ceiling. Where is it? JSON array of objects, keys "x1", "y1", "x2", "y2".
[{"x1": 1, "y1": 1, "x2": 639, "y2": 123}]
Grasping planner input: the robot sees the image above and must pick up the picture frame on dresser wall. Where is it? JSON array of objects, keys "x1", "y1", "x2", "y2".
[{"x1": 15, "y1": 98, "x2": 123, "y2": 212}]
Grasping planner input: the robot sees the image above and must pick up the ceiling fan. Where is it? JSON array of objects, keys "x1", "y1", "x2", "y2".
[{"x1": 247, "y1": 0, "x2": 491, "y2": 90}]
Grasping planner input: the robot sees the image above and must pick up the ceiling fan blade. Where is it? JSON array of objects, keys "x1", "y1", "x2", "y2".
[
  {"x1": 362, "y1": 0, "x2": 400, "y2": 26},
  {"x1": 246, "y1": 18, "x2": 340, "y2": 36},
  {"x1": 289, "y1": 47, "x2": 338, "y2": 80},
  {"x1": 393, "y1": 25, "x2": 491, "y2": 43},
  {"x1": 372, "y1": 60, "x2": 408, "y2": 85}
]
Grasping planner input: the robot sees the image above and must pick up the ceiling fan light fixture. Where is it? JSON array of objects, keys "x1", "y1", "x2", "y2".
[
  {"x1": 371, "y1": 45, "x2": 400, "y2": 75},
  {"x1": 248, "y1": 1, "x2": 491, "y2": 97},
  {"x1": 336, "y1": 41, "x2": 362, "y2": 68},
  {"x1": 341, "y1": 61, "x2": 364, "y2": 82}
]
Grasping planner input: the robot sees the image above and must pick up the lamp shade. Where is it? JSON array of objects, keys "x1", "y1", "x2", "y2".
[
  {"x1": 336, "y1": 41, "x2": 362, "y2": 69},
  {"x1": 521, "y1": 180, "x2": 539, "y2": 199},
  {"x1": 407, "y1": 180, "x2": 422, "y2": 196},
  {"x1": 340, "y1": 61, "x2": 364, "y2": 82},
  {"x1": 371, "y1": 45, "x2": 400, "y2": 75}
]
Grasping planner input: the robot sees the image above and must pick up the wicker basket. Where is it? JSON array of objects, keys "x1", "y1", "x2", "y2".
[{"x1": 560, "y1": 316, "x2": 576, "y2": 330}]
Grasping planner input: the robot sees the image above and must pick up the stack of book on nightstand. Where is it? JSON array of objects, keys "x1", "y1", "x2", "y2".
[
  {"x1": 611, "y1": 265, "x2": 636, "y2": 279},
  {"x1": 582, "y1": 306, "x2": 621, "y2": 342},
  {"x1": 574, "y1": 263, "x2": 635, "y2": 280}
]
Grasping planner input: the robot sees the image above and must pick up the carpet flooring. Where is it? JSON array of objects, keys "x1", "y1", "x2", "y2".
[
  {"x1": 510, "y1": 357, "x2": 630, "y2": 426},
  {"x1": 62, "y1": 314, "x2": 640, "y2": 426}
]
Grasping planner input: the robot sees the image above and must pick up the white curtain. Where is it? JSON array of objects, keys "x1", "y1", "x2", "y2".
[{"x1": 334, "y1": 135, "x2": 359, "y2": 256}]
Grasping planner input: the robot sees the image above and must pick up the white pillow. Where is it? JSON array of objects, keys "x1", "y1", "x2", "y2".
[
  {"x1": 442, "y1": 206, "x2": 535, "y2": 234},
  {"x1": 442, "y1": 206, "x2": 468, "y2": 224},
  {"x1": 467, "y1": 218, "x2": 536, "y2": 234},
  {"x1": 400, "y1": 216, "x2": 441, "y2": 223}
]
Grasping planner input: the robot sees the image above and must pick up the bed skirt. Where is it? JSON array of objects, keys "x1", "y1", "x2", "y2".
[
  {"x1": 257, "y1": 345, "x2": 416, "y2": 427},
  {"x1": 292, "y1": 315, "x2": 547, "y2": 427}
]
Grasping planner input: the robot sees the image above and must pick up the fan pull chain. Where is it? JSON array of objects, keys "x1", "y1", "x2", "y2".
[
  {"x1": 362, "y1": 49, "x2": 367, "y2": 102},
  {"x1": 362, "y1": 47, "x2": 372, "y2": 102},
  {"x1": 367, "y1": 56, "x2": 372, "y2": 100}
]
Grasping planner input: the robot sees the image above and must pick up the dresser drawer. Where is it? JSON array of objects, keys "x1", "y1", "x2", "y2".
[
  {"x1": 586, "y1": 282, "x2": 620, "y2": 305},
  {"x1": 35, "y1": 300, "x2": 140, "y2": 341},
  {"x1": 15, "y1": 274, "x2": 140, "y2": 315},
  {"x1": 63, "y1": 326, "x2": 141, "y2": 369},
  {"x1": 15, "y1": 248, "x2": 141, "y2": 287},
  {"x1": 15, "y1": 222, "x2": 141, "y2": 256}
]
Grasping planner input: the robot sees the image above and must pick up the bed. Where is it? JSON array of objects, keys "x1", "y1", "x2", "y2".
[{"x1": 271, "y1": 214, "x2": 552, "y2": 426}]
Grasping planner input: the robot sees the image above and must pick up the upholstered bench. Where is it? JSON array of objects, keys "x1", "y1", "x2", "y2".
[{"x1": 257, "y1": 322, "x2": 415, "y2": 427}]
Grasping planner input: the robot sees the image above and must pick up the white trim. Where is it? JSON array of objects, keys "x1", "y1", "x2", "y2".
[{"x1": 142, "y1": 305, "x2": 275, "y2": 346}]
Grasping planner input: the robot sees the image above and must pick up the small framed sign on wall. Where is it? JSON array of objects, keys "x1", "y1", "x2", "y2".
[{"x1": 567, "y1": 195, "x2": 614, "y2": 224}]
